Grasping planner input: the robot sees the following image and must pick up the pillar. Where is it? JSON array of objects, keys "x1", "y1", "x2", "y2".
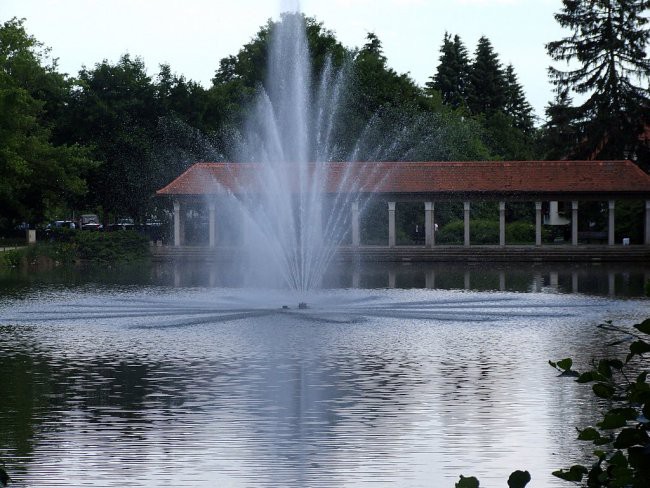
[
  {"x1": 352, "y1": 201, "x2": 360, "y2": 247},
  {"x1": 608, "y1": 272, "x2": 616, "y2": 297},
  {"x1": 535, "y1": 201, "x2": 542, "y2": 246},
  {"x1": 572, "y1": 201, "x2": 579, "y2": 246},
  {"x1": 499, "y1": 271, "x2": 506, "y2": 291},
  {"x1": 208, "y1": 201, "x2": 216, "y2": 248},
  {"x1": 499, "y1": 201, "x2": 506, "y2": 247},
  {"x1": 425, "y1": 202, "x2": 435, "y2": 248},
  {"x1": 464, "y1": 271, "x2": 471, "y2": 290},
  {"x1": 608, "y1": 200, "x2": 615, "y2": 246},
  {"x1": 645, "y1": 200, "x2": 650, "y2": 245},
  {"x1": 464, "y1": 201, "x2": 470, "y2": 247},
  {"x1": 173, "y1": 200, "x2": 181, "y2": 247},
  {"x1": 388, "y1": 201, "x2": 396, "y2": 248}
]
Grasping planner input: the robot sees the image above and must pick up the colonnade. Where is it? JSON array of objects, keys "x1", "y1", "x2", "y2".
[
  {"x1": 172, "y1": 198, "x2": 650, "y2": 247},
  {"x1": 351, "y1": 199, "x2": 650, "y2": 247}
]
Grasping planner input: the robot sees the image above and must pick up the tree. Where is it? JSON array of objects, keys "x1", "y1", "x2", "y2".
[
  {"x1": 546, "y1": 0, "x2": 650, "y2": 165},
  {"x1": 426, "y1": 33, "x2": 470, "y2": 110},
  {"x1": 210, "y1": 14, "x2": 349, "y2": 134},
  {"x1": 60, "y1": 54, "x2": 163, "y2": 221},
  {"x1": 0, "y1": 18, "x2": 93, "y2": 229},
  {"x1": 467, "y1": 36, "x2": 507, "y2": 115},
  {"x1": 504, "y1": 64, "x2": 534, "y2": 133},
  {"x1": 539, "y1": 89, "x2": 581, "y2": 159}
]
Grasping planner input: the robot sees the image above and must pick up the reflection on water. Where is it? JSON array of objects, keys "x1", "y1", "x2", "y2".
[
  {"x1": 2, "y1": 261, "x2": 648, "y2": 297},
  {"x1": 0, "y1": 267, "x2": 648, "y2": 487}
]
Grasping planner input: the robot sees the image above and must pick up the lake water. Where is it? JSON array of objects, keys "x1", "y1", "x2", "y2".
[{"x1": 0, "y1": 262, "x2": 648, "y2": 487}]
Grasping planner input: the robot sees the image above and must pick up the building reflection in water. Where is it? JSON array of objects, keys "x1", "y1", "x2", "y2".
[{"x1": 160, "y1": 261, "x2": 650, "y2": 298}]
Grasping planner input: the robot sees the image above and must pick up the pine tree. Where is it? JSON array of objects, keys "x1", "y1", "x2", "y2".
[
  {"x1": 426, "y1": 33, "x2": 470, "y2": 109},
  {"x1": 467, "y1": 36, "x2": 507, "y2": 115},
  {"x1": 504, "y1": 64, "x2": 534, "y2": 133},
  {"x1": 541, "y1": 89, "x2": 581, "y2": 159},
  {"x1": 546, "y1": 0, "x2": 650, "y2": 163}
]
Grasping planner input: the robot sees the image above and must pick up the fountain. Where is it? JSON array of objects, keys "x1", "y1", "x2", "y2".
[{"x1": 217, "y1": 9, "x2": 376, "y2": 293}]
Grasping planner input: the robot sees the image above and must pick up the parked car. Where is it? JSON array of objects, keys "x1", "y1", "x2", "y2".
[
  {"x1": 46, "y1": 220, "x2": 76, "y2": 230},
  {"x1": 107, "y1": 218, "x2": 135, "y2": 232},
  {"x1": 80, "y1": 214, "x2": 102, "y2": 231}
]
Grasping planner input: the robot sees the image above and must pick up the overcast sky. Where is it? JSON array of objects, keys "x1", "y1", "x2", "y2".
[{"x1": 3, "y1": 0, "x2": 567, "y2": 120}]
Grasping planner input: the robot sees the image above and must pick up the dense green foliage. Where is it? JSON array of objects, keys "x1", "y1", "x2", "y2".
[
  {"x1": 0, "y1": 18, "x2": 95, "y2": 229},
  {"x1": 545, "y1": 0, "x2": 650, "y2": 168},
  {"x1": 0, "y1": 231, "x2": 149, "y2": 266}
]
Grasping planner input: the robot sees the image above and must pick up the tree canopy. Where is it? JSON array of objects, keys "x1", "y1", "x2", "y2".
[
  {"x1": 546, "y1": 0, "x2": 650, "y2": 166},
  {"x1": 0, "y1": 18, "x2": 94, "y2": 228}
]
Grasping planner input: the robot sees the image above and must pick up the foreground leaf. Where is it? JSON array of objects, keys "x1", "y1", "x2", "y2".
[
  {"x1": 455, "y1": 475, "x2": 479, "y2": 488},
  {"x1": 552, "y1": 465, "x2": 588, "y2": 482},
  {"x1": 507, "y1": 470, "x2": 531, "y2": 488}
]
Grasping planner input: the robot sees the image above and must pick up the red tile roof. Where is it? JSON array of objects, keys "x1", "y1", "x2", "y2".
[{"x1": 156, "y1": 160, "x2": 650, "y2": 198}]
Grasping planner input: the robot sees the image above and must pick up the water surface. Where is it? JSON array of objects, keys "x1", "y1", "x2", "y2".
[{"x1": 0, "y1": 263, "x2": 648, "y2": 487}]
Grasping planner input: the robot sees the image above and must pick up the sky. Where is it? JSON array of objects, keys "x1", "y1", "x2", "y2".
[{"x1": 3, "y1": 0, "x2": 567, "y2": 120}]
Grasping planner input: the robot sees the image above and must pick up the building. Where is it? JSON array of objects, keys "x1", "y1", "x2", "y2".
[{"x1": 156, "y1": 160, "x2": 650, "y2": 254}]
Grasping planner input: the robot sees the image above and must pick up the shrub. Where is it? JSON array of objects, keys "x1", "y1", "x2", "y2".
[
  {"x1": 0, "y1": 249, "x2": 23, "y2": 267},
  {"x1": 0, "y1": 231, "x2": 149, "y2": 267},
  {"x1": 73, "y1": 231, "x2": 149, "y2": 263},
  {"x1": 506, "y1": 221, "x2": 535, "y2": 243},
  {"x1": 436, "y1": 220, "x2": 464, "y2": 244},
  {"x1": 437, "y1": 219, "x2": 499, "y2": 245}
]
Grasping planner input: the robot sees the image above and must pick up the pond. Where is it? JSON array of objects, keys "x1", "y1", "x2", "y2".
[{"x1": 0, "y1": 262, "x2": 648, "y2": 487}]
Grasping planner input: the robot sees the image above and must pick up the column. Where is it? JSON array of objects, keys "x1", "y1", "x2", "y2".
[
  {"x1": 464, "y1": 201, "x2": 471, "y2": 247},
  {"x1": 645, "y1": 200, "x2": 650, "y2": 245},
  {"x1": 208, "y1": 201, "x2": 216, "y2": 248},
  {"x1": 173, "y1": 200, "x2": 181, "y2": 247},
  {"x1": 425, "y1": 202, "x2": 435, "y2": 248},
  {"x1": 572, "y1": 201, "x2": 579, "y2": 246},
  {"x1": 608, "y1": 200, "x2": 615, "y2": 246},
  {"x1": 499, "y1": 201, "x2": 506, "y2": 247},
  {"x1": 464, "y1": 271, "x2": 471, "y2": 290},
  {"x1": 499, "y1": 271, "x2": 506, "y2": 291},
  {"x1": 535, "y1": 201, "x2": 542, "y2": 246},
  {"x1": 351, "y1": 201, "x2": 360, "y2": 247},
  {"x1": 388, "y1": 201, "x2": 396, "y2": 248}
]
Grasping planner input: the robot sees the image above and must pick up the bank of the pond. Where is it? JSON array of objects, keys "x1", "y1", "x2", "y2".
[{"x1": 0, "y1": 231, "x2": 150, "y2": 268}]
